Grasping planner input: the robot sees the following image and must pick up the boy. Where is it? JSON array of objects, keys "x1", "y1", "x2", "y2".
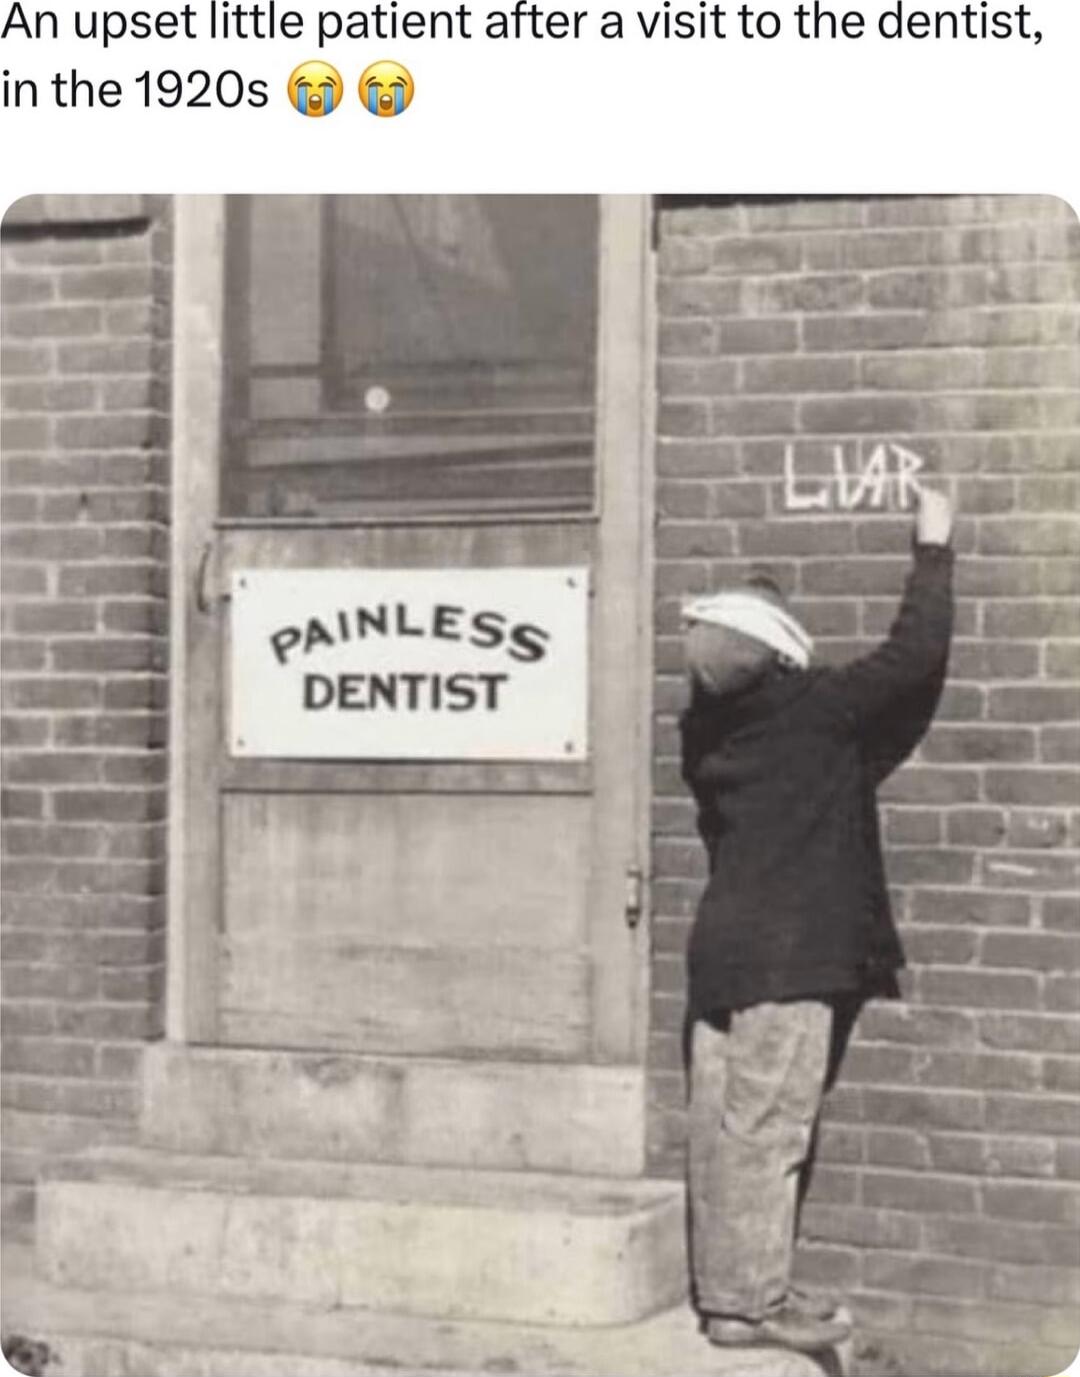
[{"x1": 679, "y1": 488, "x2": 955, "y2": 1355}]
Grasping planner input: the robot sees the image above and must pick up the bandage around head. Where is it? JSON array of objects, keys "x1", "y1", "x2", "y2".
[{"x1": 682, "y1": 590, "x2": 814, "y2": 669}]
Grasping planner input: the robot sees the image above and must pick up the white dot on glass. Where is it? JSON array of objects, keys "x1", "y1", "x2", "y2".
[{"x1": 365, "y1": 385, "x2": 391, "y2": 414}]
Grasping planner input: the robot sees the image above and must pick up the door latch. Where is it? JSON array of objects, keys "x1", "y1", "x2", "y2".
[
  {"x1": 624, "y1": 864, "x2": 645, "y2": 929},
  {"x1": 195, "y1": 538, "x2": 231, "y2": 614}
]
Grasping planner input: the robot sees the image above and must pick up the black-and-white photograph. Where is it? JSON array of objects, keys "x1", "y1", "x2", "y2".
[{"x1": 1, "y1": 193, "x2": 1078, "y2": 1377}]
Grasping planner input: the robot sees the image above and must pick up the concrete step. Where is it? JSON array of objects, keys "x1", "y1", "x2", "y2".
[
  {"x1": 37, "y1": 1148, "x2": 687, "y2": 1327},
  {"x1": 140, "y1": 1043, "x2": 645, "y2": 1176},
  {"x1": 3, "y1": 1243, "x2": 833, "y2": 1377}
]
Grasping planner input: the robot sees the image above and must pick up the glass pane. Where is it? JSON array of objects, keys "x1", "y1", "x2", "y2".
[{"x1": 223, "y1": 195, "x2": 598, "y2": 518}]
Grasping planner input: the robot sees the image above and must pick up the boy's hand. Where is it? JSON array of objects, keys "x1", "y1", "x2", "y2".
[{"x1": 915, "y1": 486, "x2": 954, "y2": 546}]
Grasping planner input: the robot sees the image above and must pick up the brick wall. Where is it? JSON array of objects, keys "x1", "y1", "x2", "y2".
[
  {"x1": 649, "y1": 195, "x2": 1080, "y2": 1376},
  {"x1": 0, "y1": 196, "x2": 172, "y2": 1238}
]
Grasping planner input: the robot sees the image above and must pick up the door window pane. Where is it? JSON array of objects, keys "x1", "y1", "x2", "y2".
[{"x1": 223, "y1": 195, "x2": 599, "y2": 518}]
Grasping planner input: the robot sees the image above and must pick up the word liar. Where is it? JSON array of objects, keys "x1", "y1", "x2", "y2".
[{"x1": 783, "y1": 442, "x2": 925, "y2": 512}]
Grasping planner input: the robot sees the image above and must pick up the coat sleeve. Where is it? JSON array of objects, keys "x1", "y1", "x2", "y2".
[
  {"x1": 827, "y1": 542, "x2": 954, "y2": 751},
  {"x1": 679, "y1": 684, "x2": 723, "y2": 854}
]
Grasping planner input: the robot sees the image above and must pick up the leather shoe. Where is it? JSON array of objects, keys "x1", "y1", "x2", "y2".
[{"x1": 706, "y1": 1300, "x2": 852, "y2": 1354}]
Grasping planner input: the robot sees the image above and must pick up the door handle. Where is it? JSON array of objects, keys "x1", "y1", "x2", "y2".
[
  {"x1": 195, "y1": 539, "x2": 230, "y2": 614},
  {"x1": 624, "y1": 864, "x2": 645, "y2": 929},
  {"x1": 195, "y1": 540, "x2": 213, "y2": 614}
]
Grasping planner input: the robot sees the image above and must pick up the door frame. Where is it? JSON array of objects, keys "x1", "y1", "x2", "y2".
[{"x1": 166, "y1": 194, "x2": 656, "y2": 1061}]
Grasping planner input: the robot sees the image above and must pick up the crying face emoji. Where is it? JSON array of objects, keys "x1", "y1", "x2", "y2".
[
  {"x1": 288, "y1": 61, "x2": 343, "y2": 116},
  {"x1": 359, "y1": 60, "x2": 414, "y2": 116}
]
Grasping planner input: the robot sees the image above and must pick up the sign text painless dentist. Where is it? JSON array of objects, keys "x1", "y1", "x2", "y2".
[{"x1": 230, "y1": 568, "x2": 589, "y2": 761}]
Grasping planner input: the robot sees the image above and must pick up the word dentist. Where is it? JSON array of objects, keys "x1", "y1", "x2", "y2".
[{"x1": 268, "y1": 598, "x2": 551, "y2": 714}]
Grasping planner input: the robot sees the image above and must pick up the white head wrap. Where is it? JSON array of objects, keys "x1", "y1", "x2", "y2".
[{"x1": 682, "y1": 590, "x2": 814, "y2": 669}]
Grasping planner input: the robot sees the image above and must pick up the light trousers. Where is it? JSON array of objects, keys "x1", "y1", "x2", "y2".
[{"x1": 688, "y1": 999, "x2": 833, "y2": 1321}]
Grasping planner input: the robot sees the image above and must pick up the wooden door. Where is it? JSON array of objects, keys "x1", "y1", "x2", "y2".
[{"x1": 168, "y1": 195, "x2": 654, "y2": 1064}]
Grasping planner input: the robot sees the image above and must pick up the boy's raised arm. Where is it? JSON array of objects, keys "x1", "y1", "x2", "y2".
[{"x1": 828, "y1": 487, "x2": 956, "y2": 738}]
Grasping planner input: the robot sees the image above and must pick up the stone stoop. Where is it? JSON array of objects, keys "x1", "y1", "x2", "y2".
[
  {"x1": 36, "y1": 1148, "x2": 686, "y2": 1327},
  {"x1": 9, "y1": 1045, "x2": 850, "y2": 1376},
  {"x1": 138, "y1": 1044, "x2": 648, "y2": 1177},
  {"x1": 2, "y1": 1244, "x2": 832, "y2": 1377}
]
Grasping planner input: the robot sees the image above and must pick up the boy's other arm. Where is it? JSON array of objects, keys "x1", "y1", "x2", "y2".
[{"x1": 829, "y1": 487, "x2": 955, "y2": 739}]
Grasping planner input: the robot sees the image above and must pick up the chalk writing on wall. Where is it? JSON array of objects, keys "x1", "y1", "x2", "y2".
[{"x1": 783, "y1": 442, "x2": 926, "y2": 513}]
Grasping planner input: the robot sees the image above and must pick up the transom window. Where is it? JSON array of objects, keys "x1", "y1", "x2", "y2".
[{"x1": 222, "y1": 195, "x2": 599, "y2": 518}]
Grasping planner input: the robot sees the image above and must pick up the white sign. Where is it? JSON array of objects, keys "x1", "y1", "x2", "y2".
[{"x1": 230, "y1": 567, "x2": 589, "y2": 761}]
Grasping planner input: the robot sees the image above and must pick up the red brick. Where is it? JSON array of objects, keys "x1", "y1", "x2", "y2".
[
  {"x1": 946, "y1": 641, "x2": 1039, "y2": 679},
  {"x1": 56, "y1": 564, "x2": 156, "y2": 597},
  {"x1": 988, "y1": 1094, "x2": 1080, "y2": 1138},
  {"x1": 709, "y1": 236, "x2": 804, "y2": 276},
  {"x1": 51, "y1": 636, "x2": 159, "y2": 673},
  {"x1": 863, "y1": 1251, "x2": 986, "y2": 1299},
  {"x1": 800, "y1": 395, "x2": 920, "y2": 434},
  {"x1": 979, "y1": 1012, "x2": 1080, "y2": 1054},
  {"x1": 900, "y1": 927, "x2": 979, "y2": 965},
  {"x1": 859, "y1": 1003, "x2": 978, "y2": 1048},
  {"x1": 981, "y1": 851, "x2": 1079, "y2": 892},
  {"x1": 865, "y1": 1126, "x2": 930, "y2": 1169},
  {"x1": 910, "y1": 1297, "x2": 1057, "y2": 1348},
  {"x1": 919, "y1": 968, "x2": 1040, "y2": 1011},
  {"x1": 53, "y1": 713, "x2": 164, "y2": 749},
  {"x1": 989, "y1": 685, "x2": 1080, "y2": 723},
  {"x1": 716, "y1": 318, "x2": 798, "y2": 354},
  {"x1": 0, "y1": 788, "x2": 45, "y2": 819},
  {"x1": 879, "y1": 768, "x2": 981, "y2": 804},
  {"x1": 801, "y1": 558, "x2": 910, "y2": 595},
  {"x1": 913, "y1": 1050, "x2": 1040, "y2": 1093},
  {"x1": 1042, "y1": 726, "x2": 1080, "y2": 762},
  {"x1": 860, "y1": 1087, "x2": 984, "y2": 1131},
  {"x1": 925, "y1": 1214, "x2": 1079, "y2": 1266},
  {"x1": 791, "y1": 1244, "x2": 859, "y2": 1290},
  {"x1": 3, "y1": 751, "x2": 100, "y2": 784},
  {"x1": 922, "y1": 726, "x2": 1035, "y2": 764},
  {"x1": 1042, "y1": 896, "x2": 1080, "y2": 932},
  {"x1": 982, "y1": 931, "x2": 1080, "y2": 972},
  {"x1": 746, "y1": 200, "x2": 865, "y2": 231},
  {"x1": 55, "y1": 413, "x2": 160, "y2": 451},
  {"x1": 2, "y1": 639, "x2": 47, "y2": 671},
  {"x1": 1, "y1": 1038, "x2": 95, "y2": 1078},
  {"x1": 1043, "y1": 1057, "x2": 1080, "y2": 1095},
  {"x1": 658, "y1": 358, "x2": 738, "y2": 396},
  {"x1": 979, "y1": 519, "x2": 1080, "y2": 557},
  {"x1": 709, "y1": 397, "x2": 795, "y2": 436},
  {"x1": 2, "y1": 824, "x2": 100, "y2": 859},
  {"x1": 862, "y1": 1171, "x2": 978, "y2": 1215},
  {"x1": 1006, "y1": 809, "x2": 1070, "y2": 849},
  {"x1": 656, "y1": 439, "x2": 739, "y2": 478},
  {"x1": 945, "y1": 808, "x2": 1006, "y2": 847},
  {"x1": 882, "y1": 808, "x2": 942, "y2": 846},
  {"x1": 655, "y1": 522, "x2": 735, "y2": 558},
  {"x1": 984, "y1": 769, "x2": 1080, "y2": 806},
  {"x1": 1044, "y1": 975, "x2": 1080, "y2": 1014},
  {"x1": 52, "y1": 1003, "x2": 161, "y2": 1039},
  {"x1": 800, "y1": 1202, "x2": 921, "y2": 1251},
  {"x1": 50, "y1": 793, "x2": 164, "y2": 820},
  {"x1": 987, "y1": 1263, "x2": 1080, "y2": 1307},
  {"x1": 4, "y1": 304, "x2": 103, "y2": 338},
  {"x1": 658, "y1": 277, "x2": 744, "y2": 317},
  {"x1": 742, "y1": 356, "x2": 857, "y2": 393},
  {"x1": 2, "y1": 526, "x2": 100, "y2": 561},
  {"x1": 886, "y1": 849, "x2": 975, "y2": 885},
  {"x1": 1045, "y1": 645, "x2": 1080, "y2": 679}
]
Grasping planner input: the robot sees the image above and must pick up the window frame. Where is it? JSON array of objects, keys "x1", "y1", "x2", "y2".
[{"x1": 219, "y1": 194, "x2": 604, "y2": 525}]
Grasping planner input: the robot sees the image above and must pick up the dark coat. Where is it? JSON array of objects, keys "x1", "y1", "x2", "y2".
[{"x1": 680, "y1": 543, "x2": 954, "y2": 1014}]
